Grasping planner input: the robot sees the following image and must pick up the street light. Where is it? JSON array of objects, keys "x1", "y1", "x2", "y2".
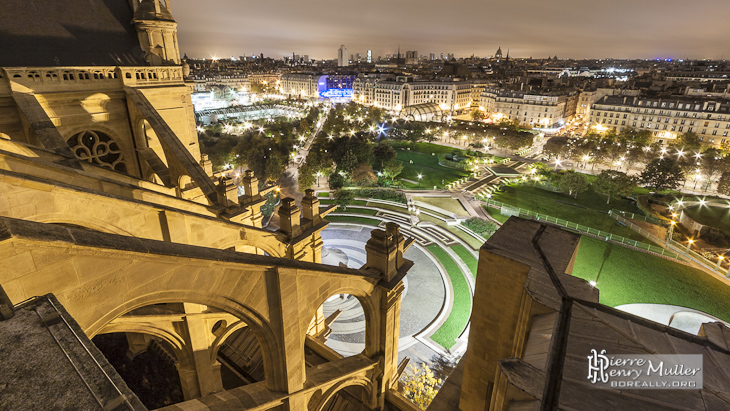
[
  {"x1": 418, "y1": 173, "x2": 423, "y2": 189},
  {"x1": 486, "y1": 193, "x2": 492, "y2": 208},
  {"x1": 316, "y1": 172, "x2": 322, "y2": 187},
  {"x1": 716, "y1": 255, "x2": 724, "y2": 270},
  {"x1": 686, "y1": 239, "x2": 694, "y2": 253}
]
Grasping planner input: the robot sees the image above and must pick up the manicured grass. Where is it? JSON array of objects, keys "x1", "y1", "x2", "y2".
[
  {"x1": 426, "y1": 244, "x2": 472, "y2": 350},
  {"x1": 491, "y1": 185, "x2": 648, "y2": 243},
  {"x1": 320, "y1": 199, "x2": 368, "y2": 206},
  {"x1": 317, "y1": 192, "x2": 330, "y2": 198},
  {"x1": 451, "y1": 244, "x2": 477, "y2": 278},
  {"x1": 412, "y1": 196, "x2": 469, "y2": 216},
  {"x1": 326, "y1": 216, "x2": 381, "y2": 226},
  {"x1": 572, "y1": 236, "x2": 730, "y2": 322},
  {"x1": 395, "y1": 150, "x2": 469, "y2": 189},
  {"x1": 682, "y1": 205, "x2": 730, "y2": 234},
  {"x1": 338, "y1": 207, "x2": 378, "y2": 215},
  {"x1": 484, "y1": 206, "x2": 510, "y2": 224}
]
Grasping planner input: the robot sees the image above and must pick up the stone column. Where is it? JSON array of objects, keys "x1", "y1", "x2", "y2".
[
  {"x1": 362, "y1": 223, "x2": 409, "y2": 408},
  {"x1": 278, "y1": 198, "x2": 302, "y2": 238},
  {"x1": 239, "y1": 170, "x2": 265, "y2": 228},
  {"x1": 364, "y1": 222, "x2": 406, "y2": 282},
  {"x1": 300, "y1": 189, "x2": 324, "y2": 263},
  {"x1": 173, "y1": 303, "x2": 224, "y2": 400}
]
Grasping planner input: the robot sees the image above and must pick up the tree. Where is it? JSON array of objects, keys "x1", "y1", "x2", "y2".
[
  {"x1": 670, "y1": 131, "x2": 703, "y2": 151},
  {"x1": 373, "y1": 141, "x2": 397, "y2": 168},
  {"x1": 352, "y1": 164, "x2": 377, "y2": 187},
  {"x1": 297, "y1": 162, "x2": 316, "y2": 192},
  {"x1": 542, "y1": 136, "x2": 572, "y2": 159},
  {"x1": 298, "y1": 118, "x2": 310, "y2": 136},
  {"x1": 337, "y1": 148, "x2": 359, "y2": 175},
  {"x1": 470, "y1": 109, "x2": 486, "y2": 120},
  {"x1": 699, "y1": 148, "x2": 728, "y2": 190},
  {"x1": 640, "y1": 158, "x2": 684, "y2": 193},
  {"x1": 594, "y1": 170, "x2": 635, "y2": 204},
  {"x1": 557, "y1": 171, "x2": 588, "y2": 198},
  {"x1": 328, "y1": 173, "x2": 345, "y2": 190},
  {"x1": 333, "y1": 189, "x2": 354, "y2": 210},
  {"x1": 400, "y1": 363, "x2": 441, "y2": 410},
  {"x1": 493, "y1": 130, "x2": 534, "y2": 150},
  {"x1": 383, "y1": 159, "x2": 404, "y2": 183},
  {"x1": 718, "y1": 172, "x2": 730, "y2": 196}
]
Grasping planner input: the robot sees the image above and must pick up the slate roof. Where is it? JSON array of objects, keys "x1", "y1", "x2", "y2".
[{"x1": 0, "y1": 0, "x2": 146, "y2": 67}]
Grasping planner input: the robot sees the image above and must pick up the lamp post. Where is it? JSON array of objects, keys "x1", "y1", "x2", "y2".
[
  {"x1": 686, "y1": 239, "x2": 694, "y2": 253},
  {"x1": 486, "y1": 193, "x2": 492, "y2": 208},
  {"x1": 418, "y1": 173, "x2": 423, "y2": 189},
  {"x1": 316, "y1": 172, "x2": 322, "y2": 187},
  {"x1": 668, "y1": 220, "x2": 676, "y2": 242},
  {"x1": 716, "y1": 255, "x2": 724, "y2": 270}
]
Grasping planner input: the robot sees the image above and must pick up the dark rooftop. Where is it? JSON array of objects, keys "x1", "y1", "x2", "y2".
[
  {"x1": 0, "y1": 0, "x2": 146, "y2": 67},
  {"x1": 0, "y1": 293, "x2": 146, "y2": 411}
]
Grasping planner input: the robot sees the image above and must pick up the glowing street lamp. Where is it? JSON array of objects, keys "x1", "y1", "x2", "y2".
[
  {"x1": 316, "y1": 171, "x2": 322, "y2": 187},
  {"x1": 686, "y1": 239, "x2": 694, "y2": 253},
  {"x1": 418, "y1": 173, "x2": 423, "y2": 189},
  {"x1": 717, "y1": 255, "x2": 724, "y2": 270}
]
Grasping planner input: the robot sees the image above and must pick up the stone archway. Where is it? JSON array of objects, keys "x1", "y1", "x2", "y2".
[{"x1": 310, "y1": 376, "x2": 374, "y2": 411}]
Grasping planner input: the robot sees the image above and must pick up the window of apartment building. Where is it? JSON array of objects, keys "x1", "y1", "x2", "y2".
[
  {"x1": 713, "y1": 130, "x2": 718, "y2": 136},
  {"x1": 689, "y1": 127, "x2": 694, "y2": 132},
  {"x1": 700, "y1": 136, "x2": 704, "y2": 141},
  {"x1": 633, "y1": 121, "x2": 637, "y2": 127},
  {"x1": 679, "y1": 126, "x2": 684, "y2": 132},
  {"x1": 640, "y1": 123, "x2": 645, "y2": 128},
  {"x1": 623, "y1": 114, "x2": 627, "y2": 119}
]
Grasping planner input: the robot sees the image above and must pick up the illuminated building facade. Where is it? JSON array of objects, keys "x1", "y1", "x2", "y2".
[
  {"x1": 589, "y1": 95, "x2": 730, "y2": 147},
  {"x1": 279, "y1": 73, "x2": 356, "y2": 101},
  {"x1": 479, "y1": 87, "x2": 574, "y2": 128},
  {"x1": 353, "y1": 76, "x2": 474, "y2": 113}
]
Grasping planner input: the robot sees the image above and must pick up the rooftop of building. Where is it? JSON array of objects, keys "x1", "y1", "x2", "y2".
[
  {"x1": 0, "y1": 292, "x2": 147, "y2": 411},
  {"x1": 594, "y1": 94, "x2": 730, "y2": 110},
  {"x1": 429, "y1": 218, "x2": 730, "y2": 411},
  {"x1": 0, "y1": 0, "x2": 146, "y2": 67}
]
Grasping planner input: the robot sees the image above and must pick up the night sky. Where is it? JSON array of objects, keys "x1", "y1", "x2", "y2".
[{"x1": 173, "y1": 0, "x2": 730, "y2": 60}]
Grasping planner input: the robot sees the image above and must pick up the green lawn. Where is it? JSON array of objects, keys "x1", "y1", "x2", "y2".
[
  {"x1": 395, "y1": 150, "x2": 469, "y2": 189},
  {"x1": 491, "y1": 185, "x2": 649, "y2": 243},
  {"x1": 682, "y1": 205, "x2": 730, "y2": 234},
  {"x1": 426, "y1": 245, "x2": 472, "y2": 350},
  {"x1": 572, "y1": 236, "x2": 730, "y2": 322},
  {"x1": 484, "y1": 205, "x2": 510, "y2": 224},
  {"x1": 320, "y1": 199, "x2": 368, "y2": 206},
  {"x1": 317, "y1": 192, "x2": 330, "y2": 198},
  {"x1": 451, "y1": 244, "x2": 477, "y2": 278}
]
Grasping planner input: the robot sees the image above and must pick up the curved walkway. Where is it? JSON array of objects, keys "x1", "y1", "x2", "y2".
[{"x1": 317, "y1": 194, "x2": 484, "y2": 363}]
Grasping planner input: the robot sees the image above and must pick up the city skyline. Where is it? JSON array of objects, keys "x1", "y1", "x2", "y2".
[{"x1": 174, "y1": 0, "x2": 730, "y2": 60}]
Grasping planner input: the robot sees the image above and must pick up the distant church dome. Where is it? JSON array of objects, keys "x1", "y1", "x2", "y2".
[{"x1": 495, "y1": 46, "x2": 503, "y2": 59}]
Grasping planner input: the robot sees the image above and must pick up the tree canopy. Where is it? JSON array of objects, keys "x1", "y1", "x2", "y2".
[{"x1": 640, "y1": 158, "x2": 684, "y2": 193}]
